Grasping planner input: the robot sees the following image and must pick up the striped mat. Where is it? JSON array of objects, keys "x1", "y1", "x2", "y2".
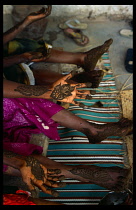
[{"x1": 39, "y1": 52, "x2": 126, "y2": 205}]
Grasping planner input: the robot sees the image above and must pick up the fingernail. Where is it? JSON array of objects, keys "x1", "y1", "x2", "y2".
[
  {"x1": 86, "y1": 95, "x2": 92, "y2": 100},
  {"x1": 85, "y1": 82, "x2": 92, "y2": 87},
  {"x1": 90, "y1": 90, "x2": 96, "y2": 95},
  {"x1": 52, "y1": 191, "x2": 59, "y2": 197},
  {"x1": 79, "y1": 103, "x2": 85, "y2": 108}
]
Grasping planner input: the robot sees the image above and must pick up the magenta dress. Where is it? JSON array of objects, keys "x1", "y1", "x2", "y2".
[{"x1": 3, "y1": 98, "x2": 64, "y2": 172}]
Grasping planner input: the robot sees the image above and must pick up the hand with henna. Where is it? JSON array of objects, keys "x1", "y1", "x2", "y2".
[
  {"x1": 50, "y1": 73, "x2": 92, "y2": 105},
  {"x1": 20, "y1": 155, "x2": 65, "y2": 197},
  {"x1": 25, "y1": 6, "x2": 52, "y2": 25},
  {"x1": 3, "y1": 6, "x2": 52, "y2": 45},
  {"x1": 22, "y1": 50, "x2": 51, "y2": 63},
  {"x1": 3, "y1": 150, "x2": 65, "y2": 197}
]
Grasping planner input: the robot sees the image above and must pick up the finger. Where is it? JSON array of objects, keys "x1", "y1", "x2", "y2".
[
  {"x1": 76, "y1": 82, "x2": 92, "y2": 88},
  {"x1": 47, "y1": 5, "x2": 52, "y2": 14},
  {"x1": 31, "y1": 52, "x2": 43, "y2": 59},
  {"x1": 76, "y1": 90, "x2": 90, "y2": 95},
  {"x1": 47, "y1": 175, "x2": 65, "y2": 181},
  {"x1": 45, "y1": 5, "x2": 52, "y2": 17},
  {"x1": 39, "y1": 164, "x2": 48, "y2": 180},
  {"x1": 26, "y1": 178, "x2": 36, "y2": 193},
  {"x1": 30, "y1": 189, "x2": 38, "y2": 198},
  {"x1": 31, "y1": 177, "x2": 59, "y2": 197},
  {"x1": 76, "y1": 94, "x2": 88, "y2": 100},
  {"x1": 47, "y1": 169, "x2": 61, "y2": 175},
  {"x1": 37, "y1": 7, "x2": 45, "y2": 14},
  {"x1": 71, "y1": 101, "x2": 88, "y2": 109},
  {"x1": 70, "y1": 100, "x2": 81, "y2": 106},
  {"x1": 44, "y1": 180, "x2": 66, "y2": 188},
  {"x1": 63, "y1": 73, "x2": 73, "y2": 82},
  {"x1": 38, "y1": 184, "x2": 59, "y2": 197}
]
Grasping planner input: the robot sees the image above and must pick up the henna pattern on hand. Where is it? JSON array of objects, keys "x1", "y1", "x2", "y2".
[
  {"x1": 69, "y1": 167, "x2": 113, "y2": 182},
  {"x1": 14, "y1": 85, "x2": 51, "y2": 96},
  {"x1": 25, "y1": 156, "x2": 45, "y2": 181},
  {"x1": 4, "y1": 150, "x2": 45, "y2": 181},
  {"x1": 50, "y1": 83, "x2": 75, "y2": 100}
]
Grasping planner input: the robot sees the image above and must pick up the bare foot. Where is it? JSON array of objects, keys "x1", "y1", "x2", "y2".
[
  {"x1": 82, "y1": 118, "x2": 133, "y2": 143},
  {"x1": 70, "y1": 70, "x2": 104, "y2": 88},
  {"x1": 81, "y1": 38, "x2": 113, "y2": 72},
  {"x1": 69, "y1": 165, "x2": 130, "y2": 191}
]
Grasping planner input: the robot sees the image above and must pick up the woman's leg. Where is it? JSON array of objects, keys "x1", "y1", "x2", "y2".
[
  {"x1": 32, "y1": 154, "x2": 130, "y2": 192},
  {"x1": 44, "y1": 39, "x2": 113, "y2": 72},
  {"x1": 31, "y1": 39, "x2": 113, "y2": 86},
  {"x1": 51, "y1": 109, "x2": 132, "y2": 143}
]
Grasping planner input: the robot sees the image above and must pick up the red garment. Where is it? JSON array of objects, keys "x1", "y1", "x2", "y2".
[{"x1": 3, "y1": 190, "x2": 36, "y2": 205}]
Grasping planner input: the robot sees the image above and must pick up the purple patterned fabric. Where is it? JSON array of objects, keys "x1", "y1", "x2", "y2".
[{"x1": 3, "y1": 98, "x2": 64, "y2": 172}]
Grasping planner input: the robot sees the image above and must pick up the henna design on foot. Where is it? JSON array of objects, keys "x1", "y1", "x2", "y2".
[
  {"x1": 83, "y1": 38, "x2": 113, "y2": 72},
  {"x1": 69, "y1": 167, "x2": 113, "y2": 182},
  {"x1": 82, "y1": 118, "x2": 133, "y2": 143},
  {"x1": 69, "y1": 166, "x2": 130, "y2": 191}
]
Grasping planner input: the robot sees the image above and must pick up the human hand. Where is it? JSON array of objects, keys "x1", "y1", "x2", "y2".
[
  {"x1": 26, "y1": 6, "x2": 52, "y2": 25},
  {"x1": 50, "y1": 73, "x2": 92, "y2": 105},
  {"x1": 20, "y1": 156, "x2": 65, "y2": 197},
  {"x1": 22, "y1": 50, "x2": 50, "y2": 63}
]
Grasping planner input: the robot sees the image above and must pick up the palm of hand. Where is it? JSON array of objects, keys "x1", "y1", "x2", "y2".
[
  {"x1": 27, "y1": 6, "x2": 52, "y2": 23},
  {"x1": 51, "y1": 73, "x2": 88, "y2": 104},
  {"x1": 20, "y1": 156, "x2": 64, "y2": 197}
]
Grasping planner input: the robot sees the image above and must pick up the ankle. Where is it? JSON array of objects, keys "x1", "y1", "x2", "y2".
[{"x1": 77, "y1": 52, "x2": 85, "y2": 66}]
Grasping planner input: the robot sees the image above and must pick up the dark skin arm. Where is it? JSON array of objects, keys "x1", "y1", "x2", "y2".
[
  {"x1": 3, "y1": 6, "x2": 52, "y2": 45},
  {"x1": 3, "y1": 79, "x2": 52, "y2": 99},
  {"x1": 3, "y1": 51, "x2": 46, "y2": 68},
  {"x1": 3, "y1": 74, "x2": 88, "y2": 104}
]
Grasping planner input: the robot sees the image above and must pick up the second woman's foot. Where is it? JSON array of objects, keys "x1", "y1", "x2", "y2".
[
  {"x1": 70, "y1": 70, "x2": 104, "y2": 88},
  {"x1": 81, "y1": 38, "x2": 113, "y2": 72}
]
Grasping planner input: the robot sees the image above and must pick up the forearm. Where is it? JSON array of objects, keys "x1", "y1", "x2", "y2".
[
  {"x1": 3, "y1": 54, "x2": 30, "y2": 68},
  {"x1": 3, "y1": 18, "x2": 29, "y2": 45},
  {"x1": 3, "y1": 79, "x2": 52, "y2": 99},
  {"x1": 3, "y1": 150, "x2": 25, "y2": 170}
]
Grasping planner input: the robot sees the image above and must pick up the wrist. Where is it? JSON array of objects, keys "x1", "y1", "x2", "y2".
[
  {"x1": 3, "y1": 150, "x2": 26, "y2": 170},
  {"x1": 4, "y1": 155, "x2": 25, "y2": 170}
]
